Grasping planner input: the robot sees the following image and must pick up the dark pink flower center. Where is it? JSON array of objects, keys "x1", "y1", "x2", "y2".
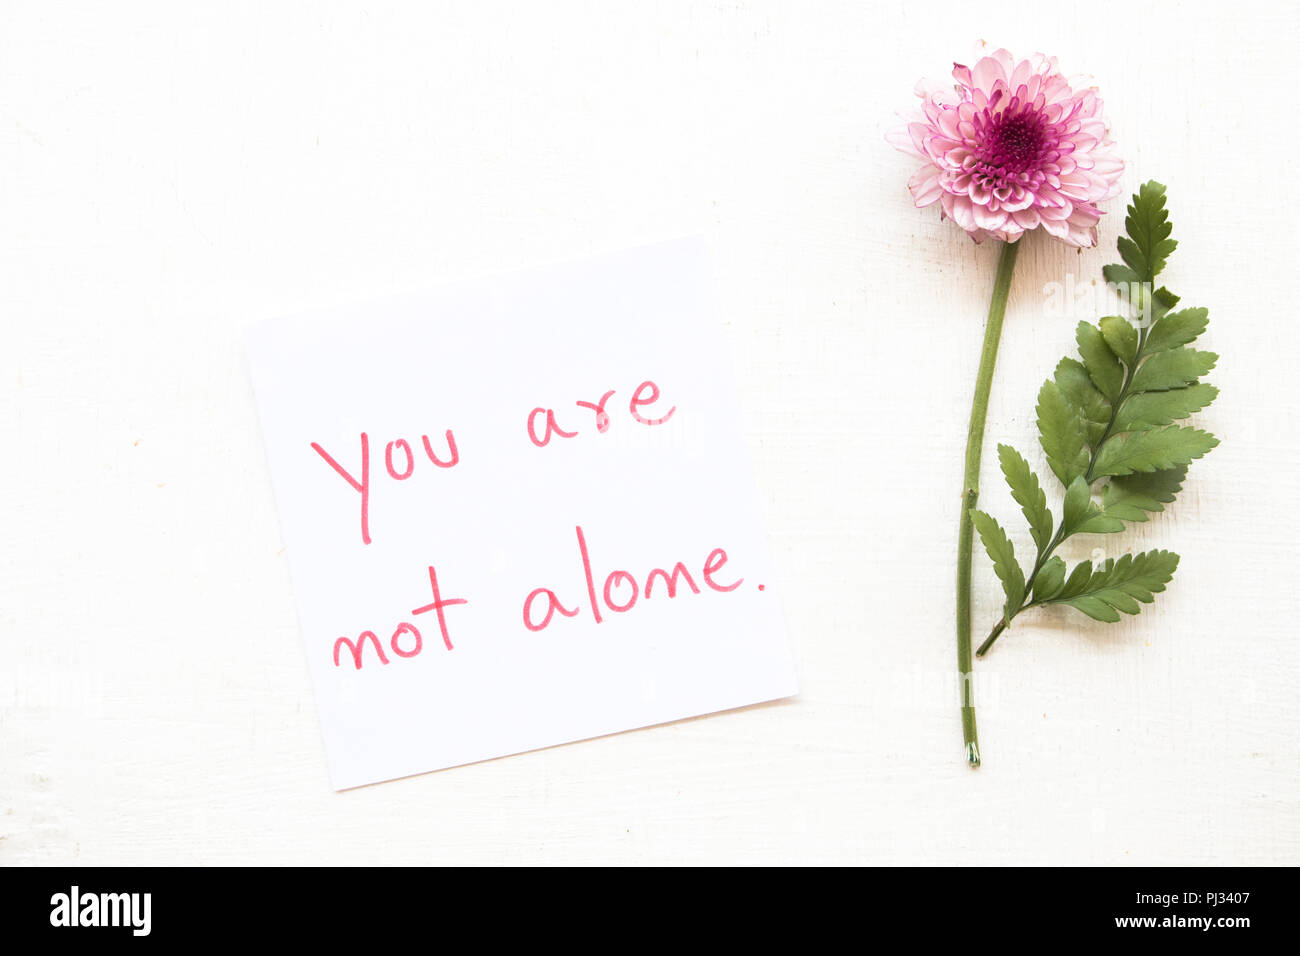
[{"x1": 974, "y1": 109, "x2": 1050, "y2": 182}]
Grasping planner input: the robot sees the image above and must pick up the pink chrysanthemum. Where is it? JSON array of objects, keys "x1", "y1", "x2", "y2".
[{"x1": 888, "y1": 48, "x2": 1124, "y2": 246}]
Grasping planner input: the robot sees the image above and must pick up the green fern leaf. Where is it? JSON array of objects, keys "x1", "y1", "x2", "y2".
[
  {"x1": 1061, "y1": 475, "x2": 1125, "y2": 535},
  {"x1": 1114, "y1": 383, "x2": 1219, "y2": 432},
  {"x1": 1044, "y1": 551, "x2": 1180, "y2": 622},
  {"x1": 1076, "y1": 321, "x2": 1124, "y2": 401},
  {"x1": 1147, "y1": 307, "x2": 1209, "y2": 352},
  {"x1": 1092, "y1": 426, "x2": 1219, "y2": 477},
  {"x1": 1102, "y1": 263, "x2": 1141, "y2": 288},
  {"x1": 998, "y1": 444, "x2": 1052, "y2": 554},
  {"x1": 1131, "y1": 348, "x2": 1218, "y2": 393},
  {"x1": 1100, "y1": 315, "x2": 1139, "y2": 366},
  {"x1": 1116, "y1": 181, "x2": 1177, "y2": 282},
  {"x1": 1053, "y1": 358, "x2": 1110, "y2": 449},
  {"x1": 1037, "y1": 380, "x2": 1090, "y2": 487},
  {"x1": 1100, "y1": 467, "x2": 1187, "y2": 522},
  {"x1": 1032, "y1": 556, "x2": 1067, "y2": 602},
  {"x1": 972, "y1": 510, "x2": 1026, "y2": 616}
]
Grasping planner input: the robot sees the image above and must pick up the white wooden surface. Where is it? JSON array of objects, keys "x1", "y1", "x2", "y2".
[{"x1": 3, "y1": 0, "x2": 1297, "y2": 865}]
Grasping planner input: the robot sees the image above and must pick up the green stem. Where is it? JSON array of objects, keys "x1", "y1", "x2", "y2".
[
  {"x1": 956, "y1": 237, "x2": 1020, "y2": 768},
  {"x1": 979, "y1": 617, "x2": 1009, "y2": 655}
]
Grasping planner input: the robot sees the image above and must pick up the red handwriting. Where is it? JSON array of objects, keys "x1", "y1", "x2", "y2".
[
  {"x1": 410, "y1": 564, "x2": 468, "y2": 651},
  {"x1": 332, "y1": 565, "x2": 467, "y2": 669},
  {"x1": 313, "y1": 373, "x2": 724, "y2": 656},
  {"x1": 628, "y1": 380, "x2": 676, "y2": 426},
  {"x1": 312, "y1": 434, "x2": 371, "y2": 544},
  {"x1": 526, "y1": 408, "x2": 579, "y2": 448},
  {"x1": 522, "y1": 524, "x2": 751, "y2": 632},
  {"x1": 526, "y1": 379, "x2": 676, "y2": 447},
  {"x1": 645, "y1": 562, "x2": 701, "y2": 598},
  {"x1": 311, "y1": 430, "x2": 459, "y2": 545},
  {"x1": 522, "y1": 588, "x2": 581, "y2": 632},
  {"x1": 385, "y1": 439, "x2": 415, "y2": 480},
  {"x1": 575, "y1": 389, "x2": 616, "y2": 433}
]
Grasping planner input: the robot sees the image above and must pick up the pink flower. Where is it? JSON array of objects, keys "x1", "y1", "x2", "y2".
[{"x1": 888, "y1": 48, "x2": 1123, "y2": 246}]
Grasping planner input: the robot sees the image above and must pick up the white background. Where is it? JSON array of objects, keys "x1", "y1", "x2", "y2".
[{"x1": 3, "y1": 0, "x2": 1296, "y2": 865}]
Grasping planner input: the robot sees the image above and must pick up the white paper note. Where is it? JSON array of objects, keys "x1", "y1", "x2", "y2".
[{"x1": 246, "y1": 238, "x2": 797, "y2": 789}]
